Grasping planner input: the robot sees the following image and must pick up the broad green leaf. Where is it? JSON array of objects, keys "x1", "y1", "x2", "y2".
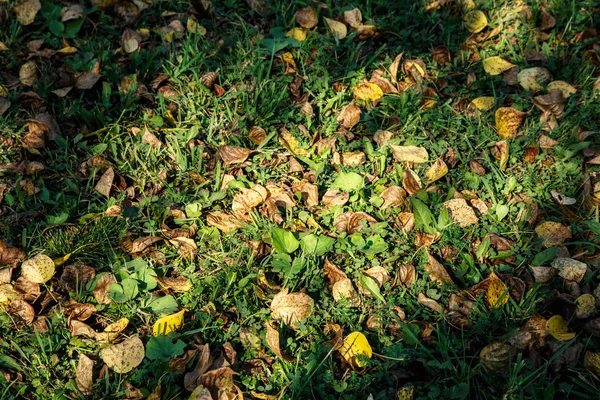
[
  {"x1": 476, "y1": 236, "x2": 491, "y2": 260},
  {"x1": 108, "y1": 278, "x2": 139, "y2": 303},
  {"x1": 532, "y1": 247, "x2": 558, "y2": 266},
  {"x1": 145, "y1": 336, "x2": 186, "y2": 362},
  {"x1": 495, "y1": 204, "x2": 509, "y2": 221},
  {"x1": 271, "y1": 228, "x2": 299, "y2": 254},
  {"x1": 300, "y1": 234, "x2": 336, "y2": 256},
  {"x1": 146, "y1": 295, "x2": 179, "y2": 316},
  {"x1": 358, "y1": 273, "x2": 386, "y2": 303},
  {"x1": 410, "y1": 197, "x2": 434, "y2": 232},
  {"x1": 331, "y1": 171, "x2": 364, "y2": 193}
]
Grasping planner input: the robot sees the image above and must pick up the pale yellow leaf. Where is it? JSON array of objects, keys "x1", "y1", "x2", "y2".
[
  {"x1": 471, "y1": 96, "x2": 495, "y2": 111},
  {"x1": 324, "y1": 17, "x2": 347, "y2": 40},
  {"x1": 482, "y1": 57, "x2": 515, "y2": 76},
  {"x1": 464, "y1": 10, "x2": 487, "y2": 33},
  {"x1": 21, "y1": 254, "x2": 55, "y2": 284},
  {"x1": 100, "y1": 336, "x2": 145, "y2": 374}
]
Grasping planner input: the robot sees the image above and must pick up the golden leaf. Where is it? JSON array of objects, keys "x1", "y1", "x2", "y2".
[
  {"x1": 535, "y1": 221, "x2": 572, "y2": 247},
  {"x1": 486, "y1": 273, "x2": 509, "y2": 308},
  {"x1": 218, "y1": 145, "x2": 253, "y2": 165},
  {"x1": 575, "y1": 294, "x2": 596, "y2": 319},
  {"x1": 424, "y1": 159, "x2": 448, "y2": 184},
  {"x1": 545, "y1": 315, "x2": 575, "y2": 341},
  {"x1": 15, "y1": 0, "x2": 41, "y2": 25},
  {"x1": 96, "y1": 317, "x2": 129, "y2": 343},
  {"x1": 153, "y1": 309, "x2": 185, "y2": 336},
  {"x1": 286, "y1": 28, "x2": 306, "y2": 41},
  {"x1": 584, "y1": 352, "x2": 600, "y2": 375},
  {"x1": 153, "y1": 276, "x2": 192, "y2": 292},
  {"x1": 100, "y1": 336, "x2": 145, "y2": 374},
  {"x1": 353, "y1": 81, "x2": 384, "y2": 101},
  {"x1": 21, "y1": 254, "x2": 55, "y2": 284},
  {"x1": 517, "y1": 67, "x2": 552, "y2": 92},
  {"x1": 337, "y1": 103, "x2": 361, "y2": 128},
  {"x1": 495, "y1": 107, "x2": 525, "y2": 139},
  {"x1": 471, "y1": 96, "x2": 495, "y2": 111},
  {"x1": 339, "y1": 331, "x2": 372, "y2": 368},
  {"x1": 324, "y1": 17, "x2": 347, "y2": 40},
  {"x1": 464, "y1": 10, "x2": 487, "y2": 33},
  {"x1": 0, "y1": 284, "x2": 23, "y2": 304},
  {"x1": 482, "y1": 57, "x2": 516, "y2": 76},
  {"x1": 547, "y1": 80, "x2": 577, "y2": 98}
]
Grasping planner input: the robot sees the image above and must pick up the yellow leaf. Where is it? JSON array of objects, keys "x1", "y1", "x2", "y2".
[
  {"x1": 584, "y1": 352, "x2": 600, "y2": 375},
  {"x1": 482, "y1": 57, "x2": 515, "y2": 76},
  {"x1": 534, "y1": 221, "x2": 572, "y2": 247},
  {"x1": 15, "y1": 0, "x2": 41, "y2": 26},
  {"x1": 187, "y1": 19, "x2": 207, "y2": 35},
  {"x1": 547, "y1": 80, "x2": 577, "y2": 98},
  {"x1": 57, "y1": 46, "x2": 78, "y2": 54},
  {"x1": 53, "y1": 253, "x2": 72, "y2": 267},
  {"x1": 0, "y1": 284, "x2": 23, "y2": 305},
  {"x1": 464, "y1": 10, "x2": 487, "y2": 33},
  {"x1": 324, "y1": 17, "x2": 347, "y2": 40},
  {"x1": 21, "y1": 254, "x2": 55, "y2": 284},
  {"x1": 153, "y1": 309, "x2": 185, "y2": 336},
  {"x1": 575, "y1": 294, "x2": 596, "y2": 319},
  {"x1": 286, "y1": 27, "x2": 306, "y2": 41},
  {"x1": 281, "y1": 52, "x2": 296, "y2": 69},
  {"x1": 471, "y1": 96, "x2": 495, "y2": 111},
  {"x1": 545, "y1": 315, "x2": 575, "y2": 341},
  {"x1": 100, "y1": 336, "x2": 145, "y2": 374},
  {"x1": 424, "y1": 159, "x2": 448, "y2": 184},
  {"x1": 495, "y1": 107, "x2": 525, "y2": 139},
  {"x1": 96, "y1": 318, "x2": 129, "y2": 343},
  {"x1": 486, "y1": 273, "x2": 508, "y2": 308},
  {"x1": 390, "y1": 145, "x2": 429, "y2": 163},
  {"x1": 353, "y1": 81, "x2": 383, "y2": 101},
  {"x1": 339, "y1": 331, "x2": 372, "y2": 368}
]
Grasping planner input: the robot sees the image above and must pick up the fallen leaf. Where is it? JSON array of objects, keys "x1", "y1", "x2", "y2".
[
  {"x1": 343, "y1": 8, "x2": 362, "y2": 28},
  {"x1": 431, "y1": 45, "x2": 451, "y2": 65},
  {"x1": 480, "y1": 342, "x2": 511, "y2": 371},
  {"x1": 153, "y1": 276, "x2": 192, "y2": 292},
  {"x1": 495, "y1": 107, "x2": 525, "y2": 139},
  {"x1": 424, "y1": 252, "x2": 454, "y2": 285},
  {"x1": 379, "y1": 186, "x2": 407, "y2": 209},
  {"x1": 19, "y1": 61, "x2": 38, "y2": 86},
  {"x1": 322, "y1": 189, "x2": 349, "y2": 207},
  {"x1": 471, "y1": 96, "x2": 495, "y2": 111},
  {"x1": 75, "y1": 72, "x2": 101, "y2": 90},
  {"x1": 584, "y1": 352, "x2": 600, "y2": 375},
  {"x1": 270, "y1": 289, "x2": 313, "y2": 329},
  {"x1": 390, "y1": 145, "x2": 429, "y2": 163},
  {"x1": 332, "y1": 278, "x2": 361, "y2": 307},
  {"x1": 539, "y1": 134, "x2": 560, "y2": 149},
  {"x1": 324, "y1": 17, "x2": 347, "y2": 40},
  {"x1": 551, "y1": 257, "x2": 587, "y2": 283},
  {"x1": 60, "y1": 264, "x2": 96, "y2": 291},
  {"x1": 518, "y1": 67, "x2": 552, "y2": 91},
  {"x1": 396, "y1": 264, "x2": 416, "y2": 287},
  {"x1": 545, "y1": 315, "x2": 575, "y2": 341},
  {"x1": 76, "y1": 354, "x2": 94, "y2": 395},
  {"x1": 353, "y1": 81, "x2": 384, "y2": 101},
  {"x1": 417, "y1": 293, "x2": 445, "y2": 313},
  {"x1": 487, "y1": 272, "x2": 509, "y2": 308},
  {"x1": 100, "y1": 336, "x2": 145, "y2": 374},
  {"x1": 337, "y1": 103, "x2": 361, "y2": 128},
  {"x1": 249, "y1": 126, "x2": 267, "y2": 145},
  {"x1": 206, "y1": 211, "x2": 244, "y2": 233},
  {"x1": 529, "y1": 266, "x2": 557, "y2": 283},
  {"x1": 402, "y1": 169, "x2": 422, "y2": 195},
  {"x1": 15, "y1": 0, "x2": 41, "y2": 25},
  {"x1": 95, "y1": 167, "x2": 114, "y2": 198},
  {"x1": 20, "y1": 254, "x2": 55, "y2": 284},
  {"x1": 218, "y1": 145, "x2": 253, "y2": 165},
  {"x1": 61, "y1": 4, "x2": 84, "y2": 21},
  {"x1": 535, "y1": 221, "x2": 572, "y2": 247},
  {"x1": 576, "y1": 294, "x2": 596, "y2": 319},
  {"x1": 295, "y1": 6, "x2": 318, "y2": 29},
  {"x1": 341, "y1": 151, "x2": 366, "y2": 166},
  {"x1": 339, "y1": 331, "x2": 372, "y2": 368},
  {"x1": 464, "y1": 10, "x2": 487, "y2": 33},
  {"x1": 153, "y1": 309, "x2": 185, "y2": 336},
  {"x1": 93, "y1": 273, "x2": 117, "y2": 304},
  {"x1": 265, "y1": 320, "x2": 295, "y2": 362},
  {"x1": 0, "y1": 284, "x2": 22, "y2": 304},
  {"x1": 443, "y1": 199, "x2": 478, "y2": 227},
  {"x1": 189, "y1": 386, "x2": 212, "y2": 400},
  {"x1": 184, "y1": 344, "x2": 212, "y2": 391},
  {"x1": 547, "y1": 81, "x2": 576, "y2": 98},
  {"x1": 7, "y1": 299, "x2": 35, "y2": 325},
  {"x1": 95, "y1": 318, "x2": 129, "y2": 343},
  {"x1": 482, "y1": 57, "x2": 515, "y2": 76},
  {"x1": 0, "y1": 242, "x2": 26, "y2": 266},
  {"x1": 424, "y1": 159, "x2": 448, "y2": 184}
]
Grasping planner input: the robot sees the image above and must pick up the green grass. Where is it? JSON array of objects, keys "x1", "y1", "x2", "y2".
[{"x1": 1, "y1": 0, "x2": 600, "y2": 399}]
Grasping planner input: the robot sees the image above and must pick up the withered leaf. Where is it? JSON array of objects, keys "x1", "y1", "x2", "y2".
[
  {"x1": 417, "y1": 293, "x2": 445, "y2": 313},
  {"x1": 206, "y1": 211, "x2": 243, "y2": 233},
  {"x1": 322, "y1": 189, "x2": 349, "y2": 207},
  {"x1": 379, "y1": 185, "x2": 407, "y2": 209},
  {"x1": 295, "y1": 6, "x2": 317, "y2": 29},
  {"x1": 93, "y1": 273, "x2": 117, "y2": 304},
  {"x1": 443, "y1": 199, "x2": 478, "y2": 227},
  {"x1": 480, "y1": 342, "x2": 511, "y2": 371},
  {"x1": 7, "y1": 299, "x2": 35, "y2": 325},
  {"x1": 265, "y1": 320, "x2": 295, "y2": 362},
  {"x1": 218, "y1": 145, "x2": 253, "y2": 165},
  {"x1": 95, "y1": 167, "x2": 114, "y2": 198},
  {"x1": 76, "y1": 354, "x2": 94, "y2": 395},
  {"x1": 75, "y1": 72, "x2": 101, "y2": 90},
  {"x1": 424, "y1": 252, "x2": 454, "y2": 285},
  {"x1": 270, "y1": 288, "x2": 313, "y2": 329},
  {"x1": 396, "y1": 264, "x2": 416, "y2": 287},
  {"x1": 15, "y1": 0, "x2": 41, "y2": 25},
  {"x1": 337, "y1": 103, "x2": 361, "y2": 129},
  {"x1": 495, "y1": 107, "x2": 526, "y2": 139},
  {"x1": 390, "y1": 145, "x2": 429, "y2": 163},
  {"x1": 19, "y1": 61, "x2": 38, "y2": 86}
]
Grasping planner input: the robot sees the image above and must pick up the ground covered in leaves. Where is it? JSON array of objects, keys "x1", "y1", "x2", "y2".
[{"x1": 2, "y1": 0, "x2": 600, "y2": 399}]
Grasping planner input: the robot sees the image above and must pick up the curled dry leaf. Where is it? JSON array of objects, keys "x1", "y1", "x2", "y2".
[
  {"x1": 518, "y1": 67, "x2": 551, "y2": 92},
  {"x1": 323, "y1": 323, "x2": 344, "y2": 349},
  {"x1": 76, "y1": 354, "x2": 94, "y2": 395},
  {"x1": 270, "y1": 288, "x2": 313, "y2": 329},
  {"x1": 379, "y1": 185, "x2": 407, "y2": 209},
  {"x1": 265, "y1": 320, "x2": 294, "y2": 362},
  {"x1": 295, "y1": 6, "x2": 317, "y2": 29},
  {"x1": 547, "y1": 81, "x2": 576, "y2": 98},
  {"x1": 206, "y1": 211, "x2": 243, "y2": 233},
  {"x1": 480, "y1": 342, "x2": 511, "y2": 371},
  {"x1": 93, "y1": 273, "x2": 117, "y2": 304},
  {"x1": 292, "y1": 181, "x2": 318, "y2": 207},
  {"x1": 218, "y1": 145, "x2": 253, "y2": 165},
  {"x1": 339, "y1": 331, "x2": 372, "y2": 368},
  {"x1": 7, "y1": 299, "x2": 35, "y2": 325},
  {"x1": 390, "y1": 145, "x2": 429, "y2": 163},
  {"x1": 464, "y1": 10, "x2": 487, "y2": 33},
  {"x1": 424, "y1": 252, "x2": 454, "y2": 285},
  {"x1": 482, "y1": 57, "x2": 515, "y2": 75},
  {"x1": 551, "y1": 257, "x2": 587, "y2": 283},
  {"x1": 322, "y1": 189, "x2": 349, "y2": 207},
  {"x1": 249, "y1": 126, "x2": 267, "y2": 145},
  {"x1": 75, "y1": 72, "x2": 101, "y2": 90},
  {"x1": 545, "y1": 315, "x2": 575, "y2": 341},
  {"x1": 334, "y1": 211, "x2": 376, "y2": 234},
  {"x1": 337, "y1": 103, "x2": 361, "y2": 129},
  {"x1": 402, "y1": 169, "x2": 422, "y2": 195},
  {"x1": 184, "y1": 344, "x2": 212, "y2": 391},
  {"x1": 417, "y1": 293, "x2": 445, "y2": 313},
  {"x1": 131, "y1": 236, "x2": 163, "y2": 253},
  {"x1": 0, "y1": 241, "x2": 26, "y2": 266},
  {"x1": 495, "y1": 107, "x2": 525, "y2": 139},
  {"x1": 529, "y1": 265, "x2": 557, "y2": 283},
  {"x1": 576, "y1": 294, "x2": 596, "y2": 319},
  {"x1": 323, "y1": 258, "x2": 347, "y2": 285},
  {"x1": 424, "y1": 159, "x2": 448, "y2": 184},
  {"x1": 122, "y1": 28, "x2": 141, "y2": 53},
  {"x1": 471, "y1": 96, "x2": 495, "y2": 111},
  {"x1": 343, "y1": 8, "x2": 362, "y2": 28},
  {"x1": 443, "y1": 199, "x2": 478, "y2": 227},
  {"x1": 396, "y1": 264, "x2": 416, "y2": 287},
  {"x1": 535, "y1": 221, "x2": 571, "y2": 247},
  {"x1": 232, "y1": 184, "x2": 269, "y2": 216},
  {"x1": 21, "y1": 254, "x2": 55, "y2": 284},
  {"x1": 60, "y1": 264, "x2": 96, "y2": 291},
  {"x1": 15, "y1": 0, "x2": 41, "y2": 25},
  {"x1": 353, "y1": 81, "x2": 384, "y2": 101},
  {"x1": 100, "y1": 336, "x2": 145, "y2": 374},
  {"x1": 324, "y1": 17, "x2": 347, "y2": 40},
  {"x1": 95, "y1": 318, "x2": 129, "y2": 343}
]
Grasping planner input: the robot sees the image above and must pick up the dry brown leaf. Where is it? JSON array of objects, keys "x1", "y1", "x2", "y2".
[
  {"x1": 390, "y1": 145, "x2": 429, "y2": 163},
  {"x1": 529, "y1": 265, "x2": 557, "y2": 283},
  {"x1": 389, "y1": 53, "x2": 403, "y2": 83},
  {"x1": 343, "y1": 8, "x2": 362, "y2": 28},
  {"x1": 19, "y1": 61, "x2": 38, "y2": 86},
  {"x1": 184, "y1": 344, "x2": 212, "y2": 391},
  {"x1": 0, "y1": 97, "x2": 11, "y2": 116},
  {"x1": 100, "y1": 336, "x2": 145, "y2": 374},
  {"x1": 292, "y1": 181, "x2": 318, "y2": 208},
  {"x1": 153, "y1": 276, "x2": 192, "y2": 292},
  {"x1": 232, "y1": 184, "x2": 269, "y2": 216},
  {"x1": 206, "y1": 211, "x2": 243, "y2": 233},
  {"x1": 322, "y1": 189, "x2": 349, "y2": 207},
  {"x1": 93, "y1": 273, "x2": 117, "y2": 304},
  {"x1": 396, "y1": 264, "x2": 416, "y2": 287},
  {"x1": 295, "y1": 6, "x2": 317, "y2": 29},
  {"x1": 76, "y1": 354, "x2": 94, "y2": 395},
  {"x1": 431, "y1": 45, "x2": 451, "y2": 65},
  {"x1": 443, "y1": 199, "x2": 478, "y2": 227},
  {"x1": 218, "y1": 145, "x2": 253, "y2": 165},
  {"x1": 69, "y1": 320, "x2": 97, "y2": 338},
  {"x1": 535, "y1": 221, "x2": 571, "y2": 247},
  {"x1": 539, "y1": 134, "x2": 559, "y2": 149},
  {"x1": 417, "y1": 293, "x2": 445, "y2": 313},
  {"x1": 495, "y1": 107, "x2": 525, "y2": 139},
  {"x1": 270, "y1": 288, "x2": 313, "y2": 329},
  {"x1": 379, "y1": 186, "x2": 407, "y2": 209},
  {"x1": 0, "y1": 242, "x2": 26, "y2": 267},
  {"x1": 7, "y1": 299, "x2": 35, "y2": 325},
  {"x1": 361, "y1": 266, "x2": 389, "y2": 288},
  {"x1": 424, "y1": 252, "x2": 454, "y2": 285},
  {"x1": 402, "y1": 169, "x2": 422, "y2": 195},
  {"x1": 249, "y1": 126, "x2": 267, "y2": 145},
  {"x1": 323, "y1": 258, "x2": 347, "y2": 285},
  {"x1": 64, "y1": 301, "x2": 95, "y2": 322},
  {"x1": 265, "y1": 320, "x2": 295, "y2": 362},
  {"x1": 424, "y1": 159, "x2": 448, "y2": 184},
  {"x1": 480, "y1": 342, "x2": 511, "y2": 371},
  {"x1": 334, "y1": 211, "x2": 376, "y2": 234},
  {"x1": 169, "y1": 237, "x2": 197, "y2": 259},
  {"x1": 60, "y1": 264, "x2": 96, "y2": 291},
  {"x1": 131, "y1": 236, "x2": 163, "y2": 253},
  {"x1": 141, "y1": 126, "x2": 163, "y2": 148},
  {"x1": 75, "y1": 72, "x2": 101, "y2": 90},
  {"x1": 95, "y1": 167, "x2": 114, "y2": 198},
  {"x1": 341, "y1": 151, "x2": 366, "y2": 166},
  {"x1": 551, "y1": 257, "x2": 587, "y2": 283},
  {"x1": 15, "y1": 0, "x2": 41, "y2": 25},
  {"x1": 332, "y1": 278, "x2": 361, "y2": 307}
]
